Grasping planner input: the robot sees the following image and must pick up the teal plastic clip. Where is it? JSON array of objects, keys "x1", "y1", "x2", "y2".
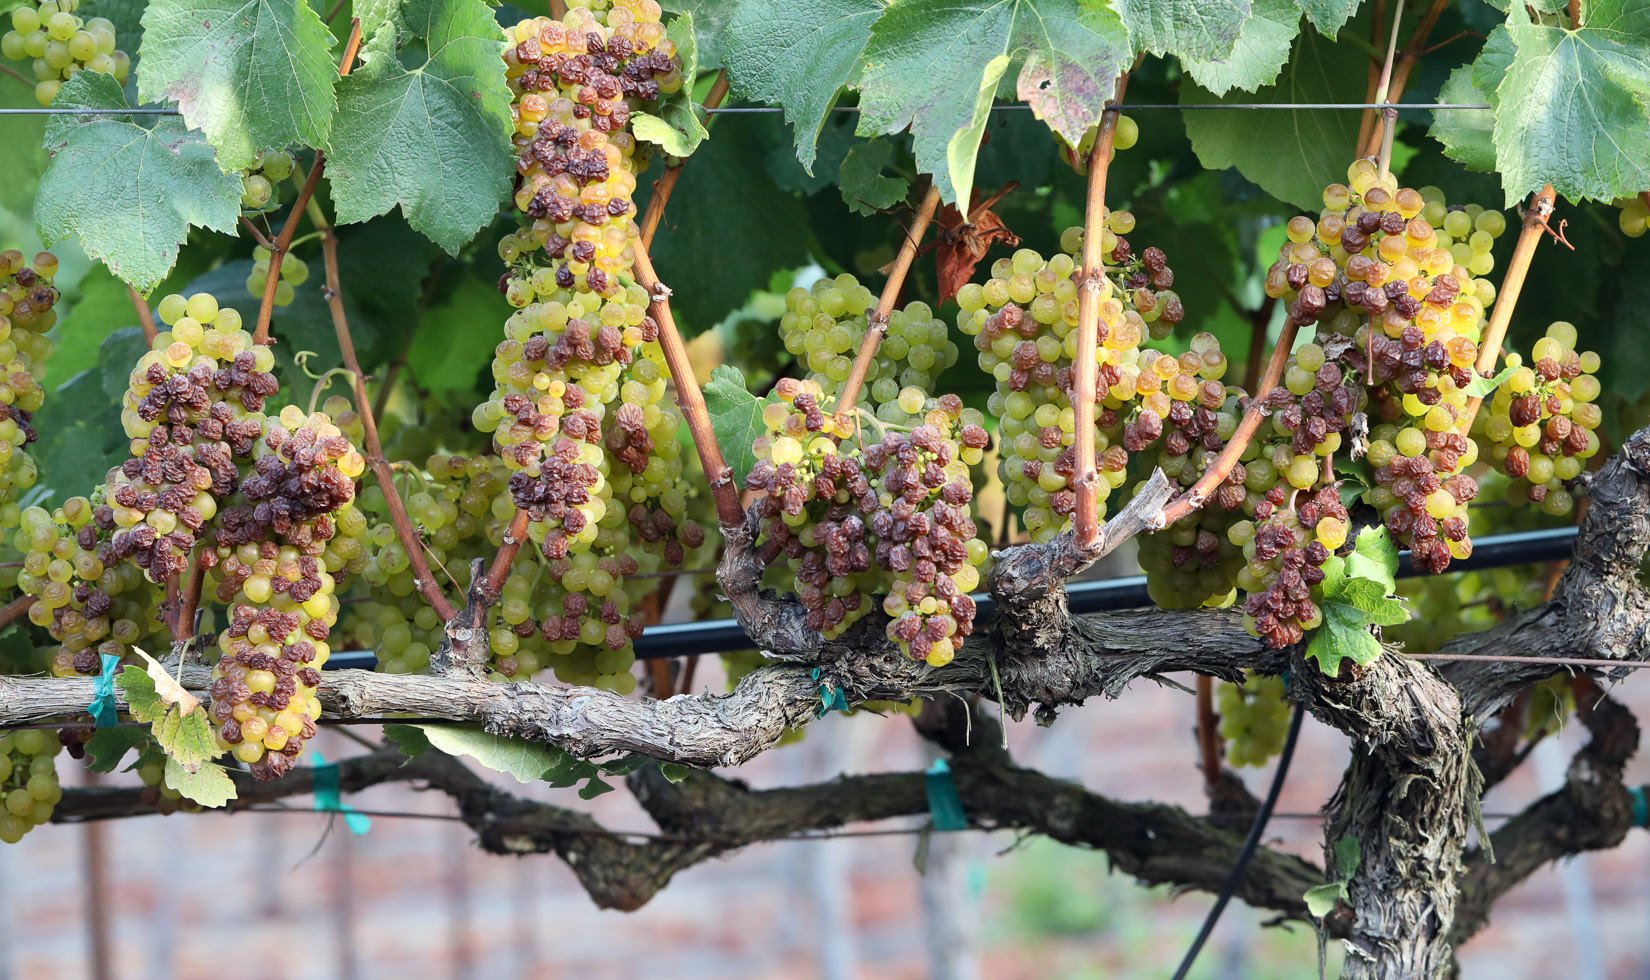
[
  {"x1": 810, "y1": 666, "x2": 848, "y2": 718},
  {"x1": 924, "y1": 758, "x2": 968, "y2": 831},
  {"x1": 87, "y1": 652, "x2": 121, "y2": 728},
  {"x1": 311, "y1": 753, "x2": 372, "y2": 835},
  {"x1": 1631, "y1": 786, "x2": 1648, "y2": 829}
]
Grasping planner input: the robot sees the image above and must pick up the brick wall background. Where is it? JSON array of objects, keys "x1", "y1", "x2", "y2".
[{"x1": 3, "y1": 660, "x2": 1648, "y2": 979}]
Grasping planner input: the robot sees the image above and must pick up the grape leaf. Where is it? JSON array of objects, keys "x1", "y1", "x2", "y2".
[
  {"x1": 115, "y1": 660, "x2": 221, "y2": 772},
  {"x1": 838, "y1": 139, "x2": 909, "y2": 216},
  {"x1": 137, "y1": 0, "x2": 339, "y2": 171},
  {"x1": 1113, "y1": 0, "x2": 1249, "y2": 61},
  {"x1": 1305, "y1": 542, "x2": 1406, "y2": 674},
  {"x1": 383, "y1": 723, "x2": 574, "y2": 784},
  {"x1": 37, "y1": 73, "x2": 242, "y2": 292},
  {"x1": 723, "y1": 0, "x2": 880, "y2": 173},
  {"x1": 325, "y1": 0, "x2": 513, "y2": 252},
  {"x1": 1307, "y1": 600, "x2": 1386, "y2": 674},
  {"x1": 644, "y1": 117, "x2": 812, "y2": 330},
  {"x1": 1334, "y1": 834, "x2": 1362, "y2": 876},
  {"x1": 1304, "y1": 881, "x2": 1348, "y2": 917},
  {"x1": 406, "y1": 273, "x2": 509, "y2": 393},
  {"x1": 1183, "y1": 0, "x2": 1301, "y2": 96},
  {"x1": 1430, "y1": 64, "x2": 1497, "y2": 173},
  {"x1": 1181, "y1": 24, "x2": 1364, "y2": 210},
  {"x1": 164, "y1": 758, "x2": 237, "y2": 808},
  {"x1": 1295, "y1": 0, "x2": 1362, "y2": 38},
  {"x1": 632, "y1": 11, "x2": 709, "y2": 157},
  {"x1": 663, "y1": 0, "x2": 736, "y2": 67},
  {"x1": 0, "y1": 78, "x2": 46, "y2": 216},
  {"x1": 84, "y1": 727, "x2": 152, "y2": 773},
  {"x1": 704, "y1": 365, "x2": 772, "y2": 483},
  {"x1": 579, "y1": 775, "x2": 616, "y2": 799},
  {"x1": 1346, "y1": 525, "x2": 1398, "y2": 592},
  {"x1": 857, "y1": 0, "x2": 1130, "y2": 207},
  {"x1": 1461, "y1": 363, "x2": 1518, "y2": 398},
  {"x1": 1471, "y1": 24, "x2": 1516, "y2": 95},
  {"x1": 1491, "y1": 0, "x2": 1650, "y2": 206}
]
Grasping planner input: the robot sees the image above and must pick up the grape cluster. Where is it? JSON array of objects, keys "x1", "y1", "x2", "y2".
[
  {"x1": 0, "y1": 250, "x2": 59, "y2": 529},
  {"x1": 209, "y1": 409, "x2": 364, "y2": 781},
  {"x1": 500, "y1": 4, "x2": 681, "y2": 299},
  {"x1": 607, "y1": 344, "x2": 704, "y2": 565},
  {"x1": 780, "y1": 274, "x2": 958, "y2": 422},
  {"x1": 238, "y1": 150, "x2": 296, "y2": 211},
  {"x1": 1231, "y1": 485, "x2": 1349, "y2": 648},
  {"x1": 99, "y1": 293, "x2": 273, "y2": 581},
  {"x1": 1267, "y1": 161, "x2": 1501, "y2": 573},
  {"x1": 1216, "y1": 673, "x2": 1290, "y2": 768},
  {"x1": 245, "y1": 244, "x2": 309, "y2": 307},
  {"x1": 956, "y1": 227, "x2": 1173, "y2": 541},
  {"x1": 0, "y1": 729, "x2": 60, "y2": 843},
  {"x1": 1479, "y1": 321, "x2": 1601, "y2": 517},
  {"x1": 17, "y1": 496, "x2": 163, "y2": 677},
  {"x1": 1, "y1": 0, "x2": 129, "y2": 106},
  {"x1": 747, "y1": 379, "x2": 870, "y2": 637},
  {"x1": 866, "y1": 397, "x2": 990, "y2": 667}
]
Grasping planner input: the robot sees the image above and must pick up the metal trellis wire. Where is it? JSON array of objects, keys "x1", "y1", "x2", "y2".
[{"x1": 0, "y1": 100, "x2": 1495, "y2": 117}]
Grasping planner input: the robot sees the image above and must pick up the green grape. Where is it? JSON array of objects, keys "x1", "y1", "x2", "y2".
[
  {"x1": 0, "y1": 728, "x2": 61, "y2": 843},
  {"x1": 1216, "y1": 673, "x2": 1290, "y2": 768}
]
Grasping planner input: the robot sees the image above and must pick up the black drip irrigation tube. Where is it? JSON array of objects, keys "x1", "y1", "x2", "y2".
[{"x1": 323, "y1": 526, "x2": 1579, "y2": 670}]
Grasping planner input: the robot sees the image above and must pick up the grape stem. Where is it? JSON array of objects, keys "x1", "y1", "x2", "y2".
[
  {"x1": 172, "y1": 549, "x2": 209, "y2": 644},
  {"x1": 836, "y1": 183, "x2": 943, "y2": 421},
  {"x1": 637, "y1": 71, "x2": 729, "y2": 250},
  {"x1": 316, "y1": 203, "x2": 459, "y2": 622},
  {"x1": 239, "y1": 216, "x2": 275, "y2": 252},
  {"x1": 633, "y1": 245, "x2": 745, "y2": 528},
  {"x1": 126, "y1": 286, "x2": 157, "y2": 345},
  {"x1": 480, "y1": 510, "x2": 531, "y2": 605},
  {"x1": 1158, "y1": 317, "x2": 1303, "y2": 527},
  {"x1": 1459, "y1": 184, "x2": 1557, "y2": 434},
  {"x1": 251, "y1": 18, "x2": 362, "y2": 347},
  {"x1": 0, "y1": 593, "x2": 32, "y2": 631},
  {"x1": 1071, "y1": 74, "x2": 1129, "y2": 551},
  {"x1": 0, "y1": 63, "x2": 30, "y2": 88},
  {"x1": 1359, "y1": 0, "x2": 1450, "y2": 158}
]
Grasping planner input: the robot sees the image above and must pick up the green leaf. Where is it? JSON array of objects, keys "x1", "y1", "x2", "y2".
[
  {"x1": 632, "y1": 11, "x2": 709, "y2": 157},
  {"x1": 1472, "y1": 25, "x2": 1517, "y2": 96},
  {"x1": 1295, "y1": 0, "x2": 1362, "y2": 38},
  {"x1": 578, "y1": 775, "x2": 616, "y2": 799},
  {"x1": 84, "y1": 727, "x2": 152, "y2": 774},
  {"x1": 705, "y1": 365, "x2": 770, "y2": 482},
  {"x1": 1303, "y1": 881, "x2": 1347, "y2": 917},
  {"x1": 1333, "y1": 834, "x2": 1362, "y2": 877},
  {"x1": 1013, "y1": 2, "x2": 1132, "y2": 156},
  {"x1": 1461, "y1": 363, "x2": 1518, "y2": 398},
  {"x1": 1182, "y1": 0, "x2": 1301, "y2": 96},
  {"x1": 326, "y1": 0, "x2": 513, "y2": 252},
  {"x1": 115, "y1": 663, "x2": 222, "y2": 772},
  {"x1": 1181, "y1": 24, "x2": 1364, "y2": 210},
  {"x1": 1492, "y1": 1, "x2": 1650, "y2": 206},
  {"x1": 1318, "y1": 553, "x2": 1345, "y2": 597},
  {"x1": 645, "y1": 116, "x2": 812, "y2": 329},
  {"x1": 1114, "y1": 0, "x2": 1249, "y2": 61},
  {"x1": 664, "y1": 0, "x2": 737, "y2": 67},
  {"x1": 857, "y1": 0, "x2": 1130, "y2": 206},
  {"x1": 1331, "y1": 578, "x2": 1410, "y2": 626},
  {"x1": 390, "y1": 723, "x2": 574, "y2": 784},
  {"x1": 1306, "y1": 601, "x2": 1385, "y2": 674},
  {"x1": 838, "y1": 139, "x2": 910, "y2": 216},
  {"x1": 1430, "y1": 64, "x2": 1497, "y2": 173},
  {"x1": 164, "y1": 758, "x2": 237, "y2": 808},
  {"x1": 382, "y1": 722, "x2": 433, "y2": 759},
  {"x1": 137, "y1": 0, "x2": 339, "y2": 171},
  {"x1": 406, "y1": 272, "x2": 508, "y2": 393},
  {"x1": 723, "y1": 0, "x2": 880, "y2": 173},
  {"x1": 37, "y1": 74, "x2": 242, "y2": 292},
  {"x1": 659, "y1": 762, "x2": 693, "y2": 784},
  {"x1": 1346, "y1": 525, "x2": 1398, "y2": 592},
  {"x1": 0, "y1": 77, "x2": 47, "y2": 216}
]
